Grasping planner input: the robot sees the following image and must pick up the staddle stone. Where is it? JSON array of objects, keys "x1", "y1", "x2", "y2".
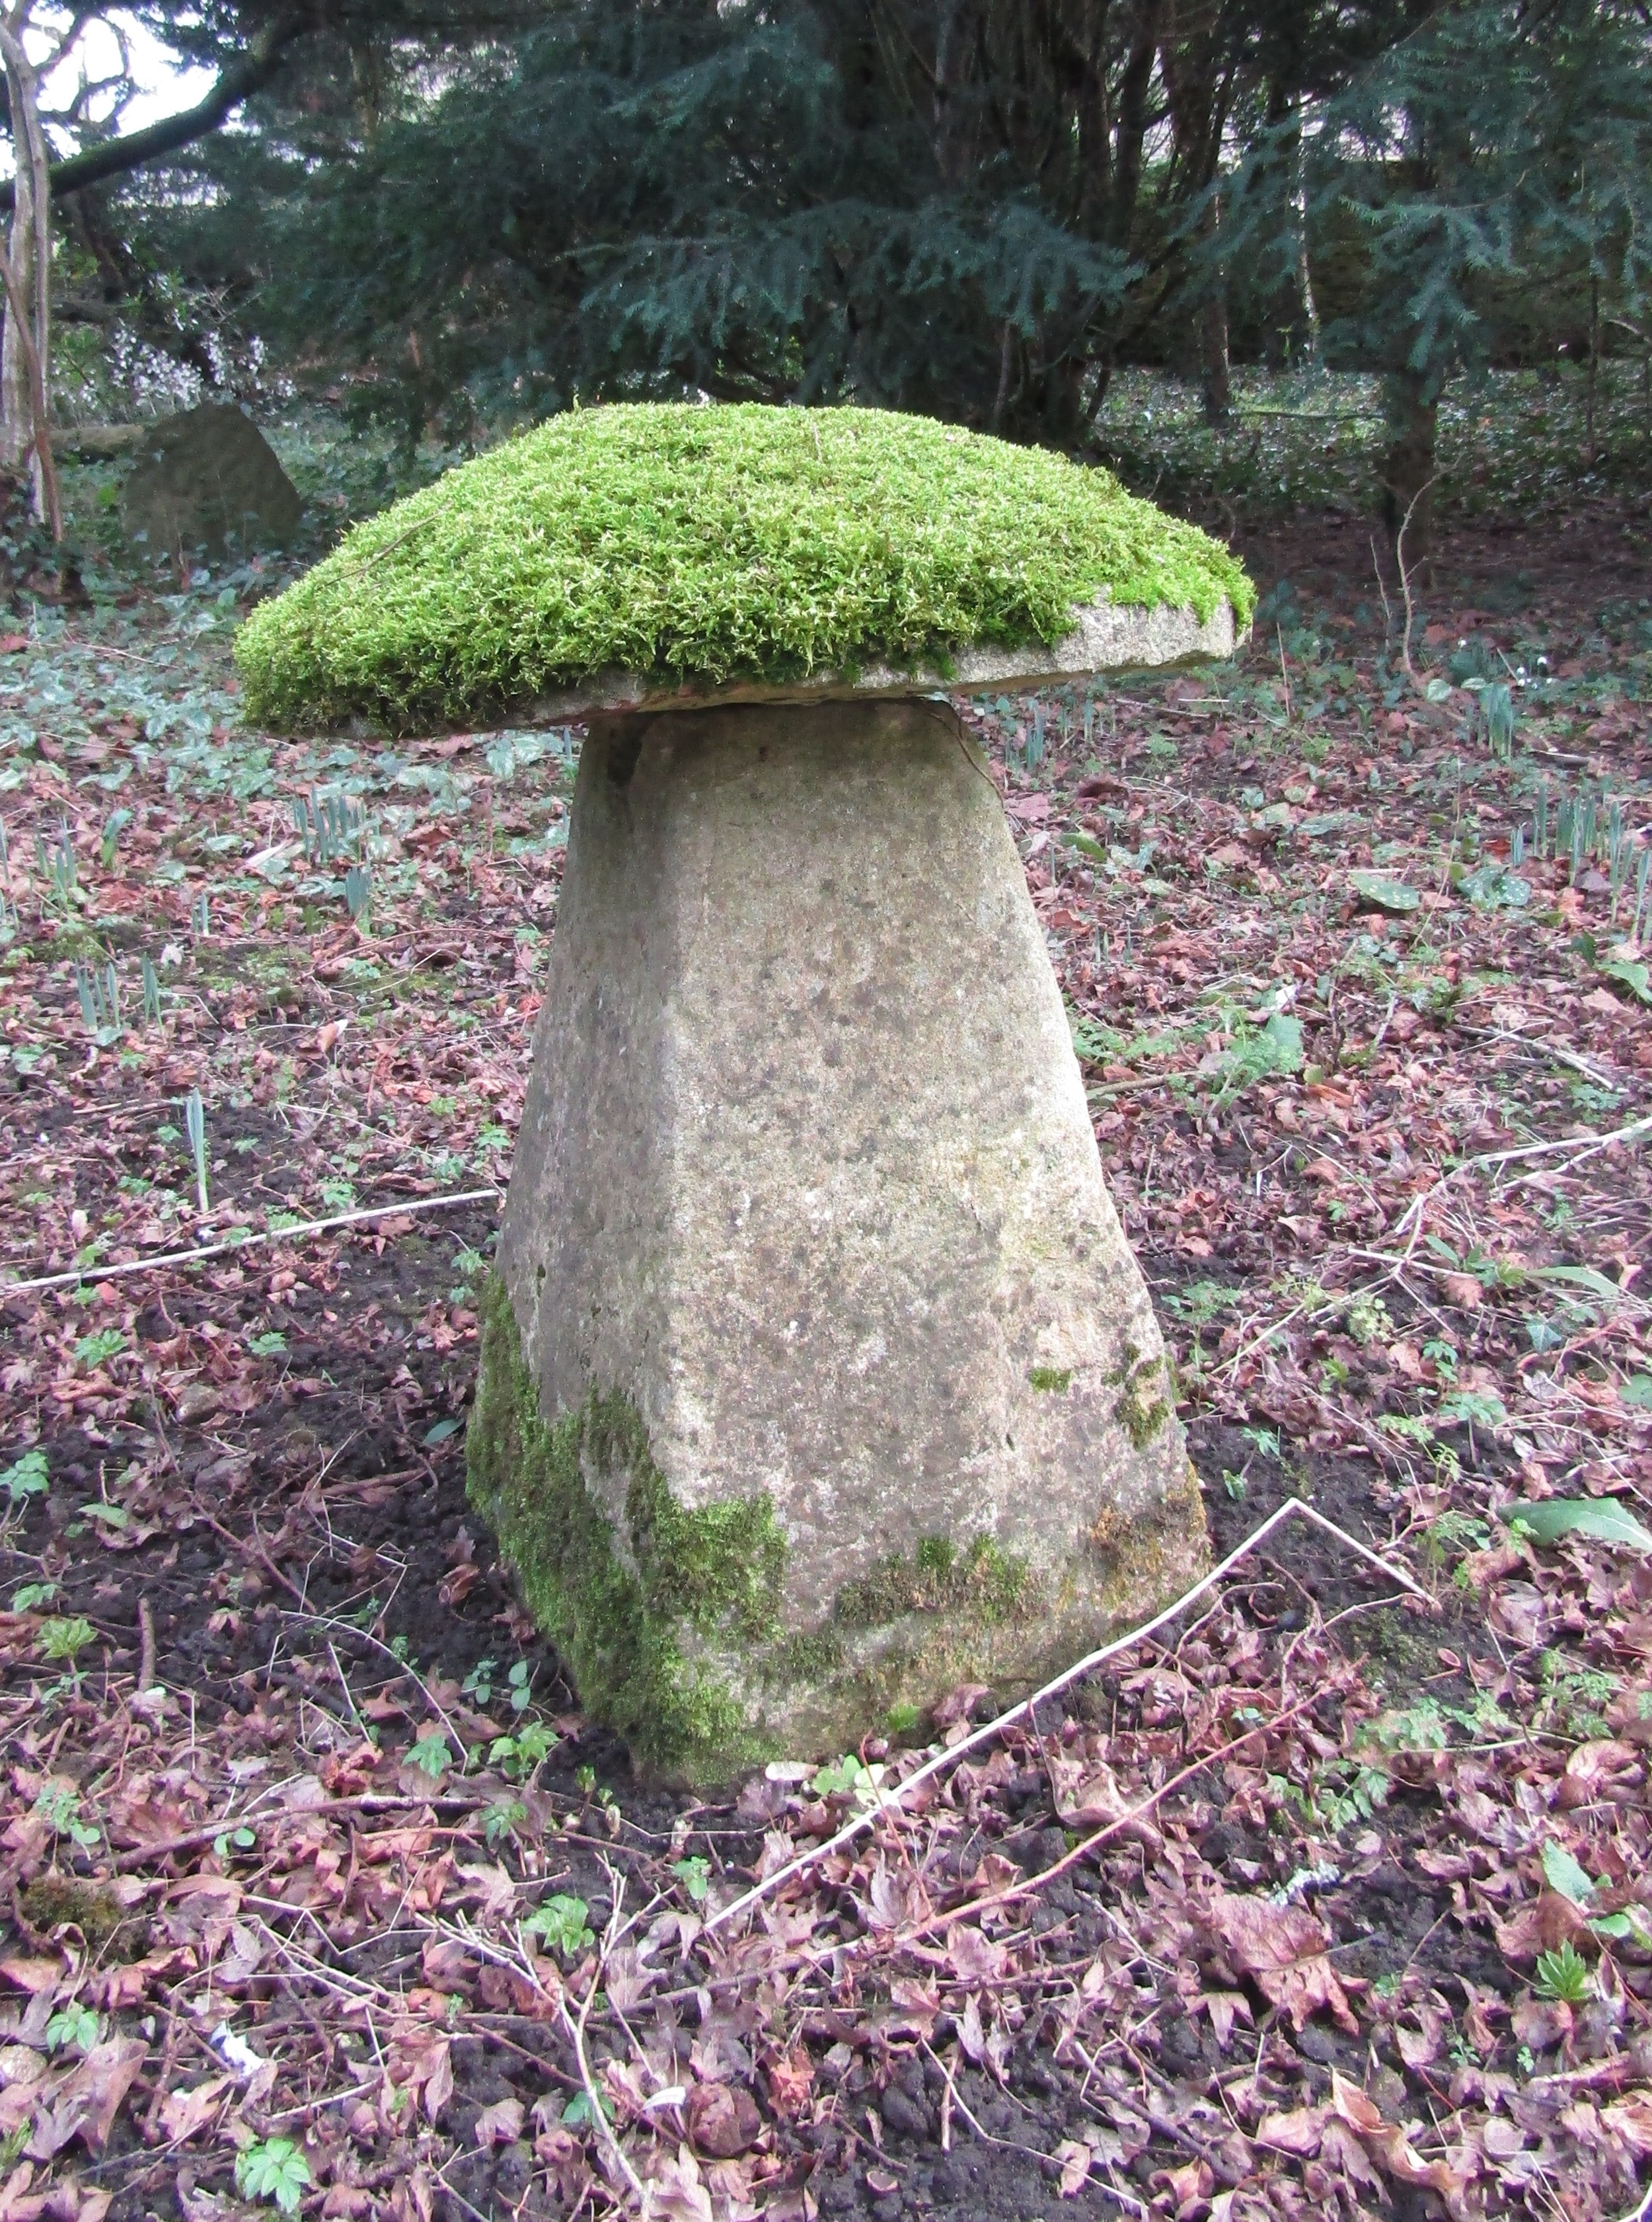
[
  {"x1": 123, "y1": 402, "x2": 301, "y2": 560},
  {"x1": 468, "y1": 696, "x2": 1205, "y2": 1780}
]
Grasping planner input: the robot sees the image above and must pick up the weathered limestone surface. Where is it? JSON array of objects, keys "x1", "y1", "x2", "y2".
[
  {"x1": 471, "y1": 698, "x2": 1206, "y2": 1778},
  {"x1": 122, "y1": 404, "x2": 301, "y2": 558},
  {"x1": 454, "y1": 594, "x2": 1240, "y2": 728}
]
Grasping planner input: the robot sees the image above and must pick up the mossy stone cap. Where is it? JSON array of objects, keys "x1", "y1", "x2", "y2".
[{"x1": 236, "y1": 402, "x2": 1254, "y2": 733}]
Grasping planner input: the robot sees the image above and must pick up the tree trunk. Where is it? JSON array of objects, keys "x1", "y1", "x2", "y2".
[
  {"x1": 1382, "y1": 369, "x2": 1437, "y2": 586},
  {"x1": 0, "y1": 22, "x2": 61, "y2": 535},
  {"x1": 1198, "y1": 186, "x2": 1230, "y2": 424}
]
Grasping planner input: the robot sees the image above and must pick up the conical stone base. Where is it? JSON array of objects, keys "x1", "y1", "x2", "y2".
[{"x1": 467, "y1": 699, "x2": 1207, "y2": 1780}]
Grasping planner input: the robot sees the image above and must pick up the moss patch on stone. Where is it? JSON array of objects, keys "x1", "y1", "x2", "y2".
[
  {"x1": 465, "y1": 1276, "x2": 786, "y2": 1778},
  {"x1": 237, "y1": 402, "x2": 1256, "y2": 734},
  {"x1": 1030, "y1": 1365, "x2": 1073, "y2": 1392},
  {"x1": 1110, "y1": 1342, "x2": 1173, "y2": 1449},
  {"x1": 835, "y1": 1533, "x2": 1033, "y2": 1631},
  {"x1": 468, "y1": 1279, "x2": 1205, "y2": 1773}
]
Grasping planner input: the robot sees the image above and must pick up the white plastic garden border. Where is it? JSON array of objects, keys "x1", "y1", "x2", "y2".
[{"x1": 1, "y1": 1187, "x2": 501, "y2": 1297}]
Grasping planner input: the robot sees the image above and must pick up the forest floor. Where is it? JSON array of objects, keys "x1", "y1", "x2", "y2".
[{"x1": 0, "y1": 406, "x2": 1650, "y2": 2222}]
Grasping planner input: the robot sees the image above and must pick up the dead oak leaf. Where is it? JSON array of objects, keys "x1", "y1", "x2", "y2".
[{"x1": 1207, "y1": 1891, "x2": 1358, "y2": 2034}]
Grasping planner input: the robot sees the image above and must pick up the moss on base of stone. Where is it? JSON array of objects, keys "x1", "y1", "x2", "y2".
[
  {"x1": 835, "y1": 1533, "x2": 1033, "y2": 1631},
  {"x1": 1109, "y1": 1342, "x2": 1173, "y2": 1449},
  {"x1": 469, "y1": 1275, "x2": 1207, "y2": 1776},
  {"x1": 465, "y1": 1275, "x2": 787, "y2": 1779}
]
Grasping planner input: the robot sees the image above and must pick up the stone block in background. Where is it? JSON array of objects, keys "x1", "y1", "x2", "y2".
[{"x1": 122, "y1": 404, "x2": 301, "y2": 560}]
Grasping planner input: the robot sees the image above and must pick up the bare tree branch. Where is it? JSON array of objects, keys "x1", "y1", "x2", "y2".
[{"x1": 0, "y1": 11, "x2": 306, "y2": 211}]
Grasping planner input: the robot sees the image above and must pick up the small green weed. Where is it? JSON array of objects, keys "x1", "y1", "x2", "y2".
[
  {"x1": 404, "y1": 1730, "x2": 452, "y2": 1780},
  {"x1": 2, "y1": 1449, "x2": 49, "y2": 1508},
  {"x1": 1533, "y1": 1941, "x2": 1591, "y2": 2005},
  {"x1": 809, "y1": 1754, "x2": 889, "y2": 1808},
  {"x1": 46, "y1": 2005, "x2": 102, "y2": 2056},
  {"x1": 673, "y1": 1855, "x2": 712, "y2": 1904},
  {"x1": 522, "y1": 1894, "x2": 595, "y2": 1959},
  {"x1": 36, "y1": 1617, "x2": 96, "y2": 1665},
  {"x1": 236, "y1": 2137, "x2": 314, "y2": 2217},
  {"x1": 482, "y1": 1798, "x2": 529, "y2": 1848},
  {"x1": 73, "y1": 1328, "x2": 127, "y2": 1367},
  {"x1": 487, "y1": 1721, "x2": 556, "y2": 1780},
  {"x1": 34, "y1": 1784, "x2": 101, "y2": 1850}
]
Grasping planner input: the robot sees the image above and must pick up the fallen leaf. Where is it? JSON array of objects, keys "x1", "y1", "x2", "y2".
[
  {"x1": 322, "y1": 2192, "x2": 375, "y2": 2219},
  {"x1": 420, "y1": 1936, "x2": 475, "y2": 1991},
  {"x1": 1207, "y1": 1891, "x2": 1358, "y2": 2033},
  {"x1": 0, "y1": 1964, "x2": 60, "y2": 2000},
  {"x1": 1330, "y1": 2071, "x2": 1470, "y2": 2219},
  {"x1": 420, "y1": 2040, "x2": 453, "y2": 2124},
  {"x1": 25, "y1": 2039, "x2": 145, "y2": 2159},
  {"x1": 944, "y1": 1925, "x2": 1008, "y2": 1984},
  {"x1": 1512, "y1": 1993, "x2": 1573, "y2": 2051},
  {"x1": 157, "y1": 2077, "x2": 230, "y2": 2144},
  {"x1": 1195, "y1": 1991, "x2": 1251, "y2": 2050},
  {"x1": 1493, "y1": 1889, "x2": 1590, "y2": 1963},
  {"x1": 473, "y1": 2096, "x2": 525, "y2": 2148},
  {"x1": 0, "y1": 2161, "x2": 40, "y2": 2222},
  {"x1": 933, "y1": 1682, "x2": 989, "y2": 1729},
  {"x1": 646, "y1": 2149, "x2": 713, "y2": 2222},
  {"x1": 1256, "y1": 2105, "x2": 1327, "y2": 2157},
  {"x1": 1047, "y1": 1751, "x2": 1160, "y2": 1847},
  {"x1": 1602, "y1": 2092, "x2": 1652, "y2": 2155},
  {"x1": 1053, "y1": 2139, "x2": 1092, "y2": 2197},
  {"x1": 685, "y1": 2081, "x2": 761, "y2": 2159},
  {"x1": 763, "y1": 2048, "x2": 813, "y2": 2122}
]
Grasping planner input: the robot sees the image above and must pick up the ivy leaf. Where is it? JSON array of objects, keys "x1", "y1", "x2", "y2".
[{"x1": 1503, "y1": 1499, "x2": 1652, "y2": 1553}]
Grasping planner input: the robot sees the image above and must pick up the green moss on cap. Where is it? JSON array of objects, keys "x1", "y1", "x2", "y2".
[{"x1": 237, "y1": 402, "x2": 1254, "y2": 733}]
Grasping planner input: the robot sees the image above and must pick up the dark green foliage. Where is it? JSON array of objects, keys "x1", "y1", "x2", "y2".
[
  {"x1": 46, "y1": 4, "x2": 1652, "y2": 597},
  {"x1": 1219, "y1": 1, "x2": 1652, "y2": 544}
]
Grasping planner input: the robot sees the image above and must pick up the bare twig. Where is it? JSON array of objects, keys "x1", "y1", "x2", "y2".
[
  {"x1": 897, "y1": 1685, "x2": 1324, "y2": 1948},
  {"x1": 1468, "y1": 1026, "x2": 1620, "y2": 1090},
  {"x1": 1394, "y1": 477, "x2": 1435, "y2": 697},
  {"x1": 137, "y1": 1597, "x2": 157, "y2": 1695},
  {"x1": 558, "y1": 1887, "x2": 647, "y2": 2209},
  {"x1": 1370, "y1": 533, "x2": 1398, "y2": 644}
]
